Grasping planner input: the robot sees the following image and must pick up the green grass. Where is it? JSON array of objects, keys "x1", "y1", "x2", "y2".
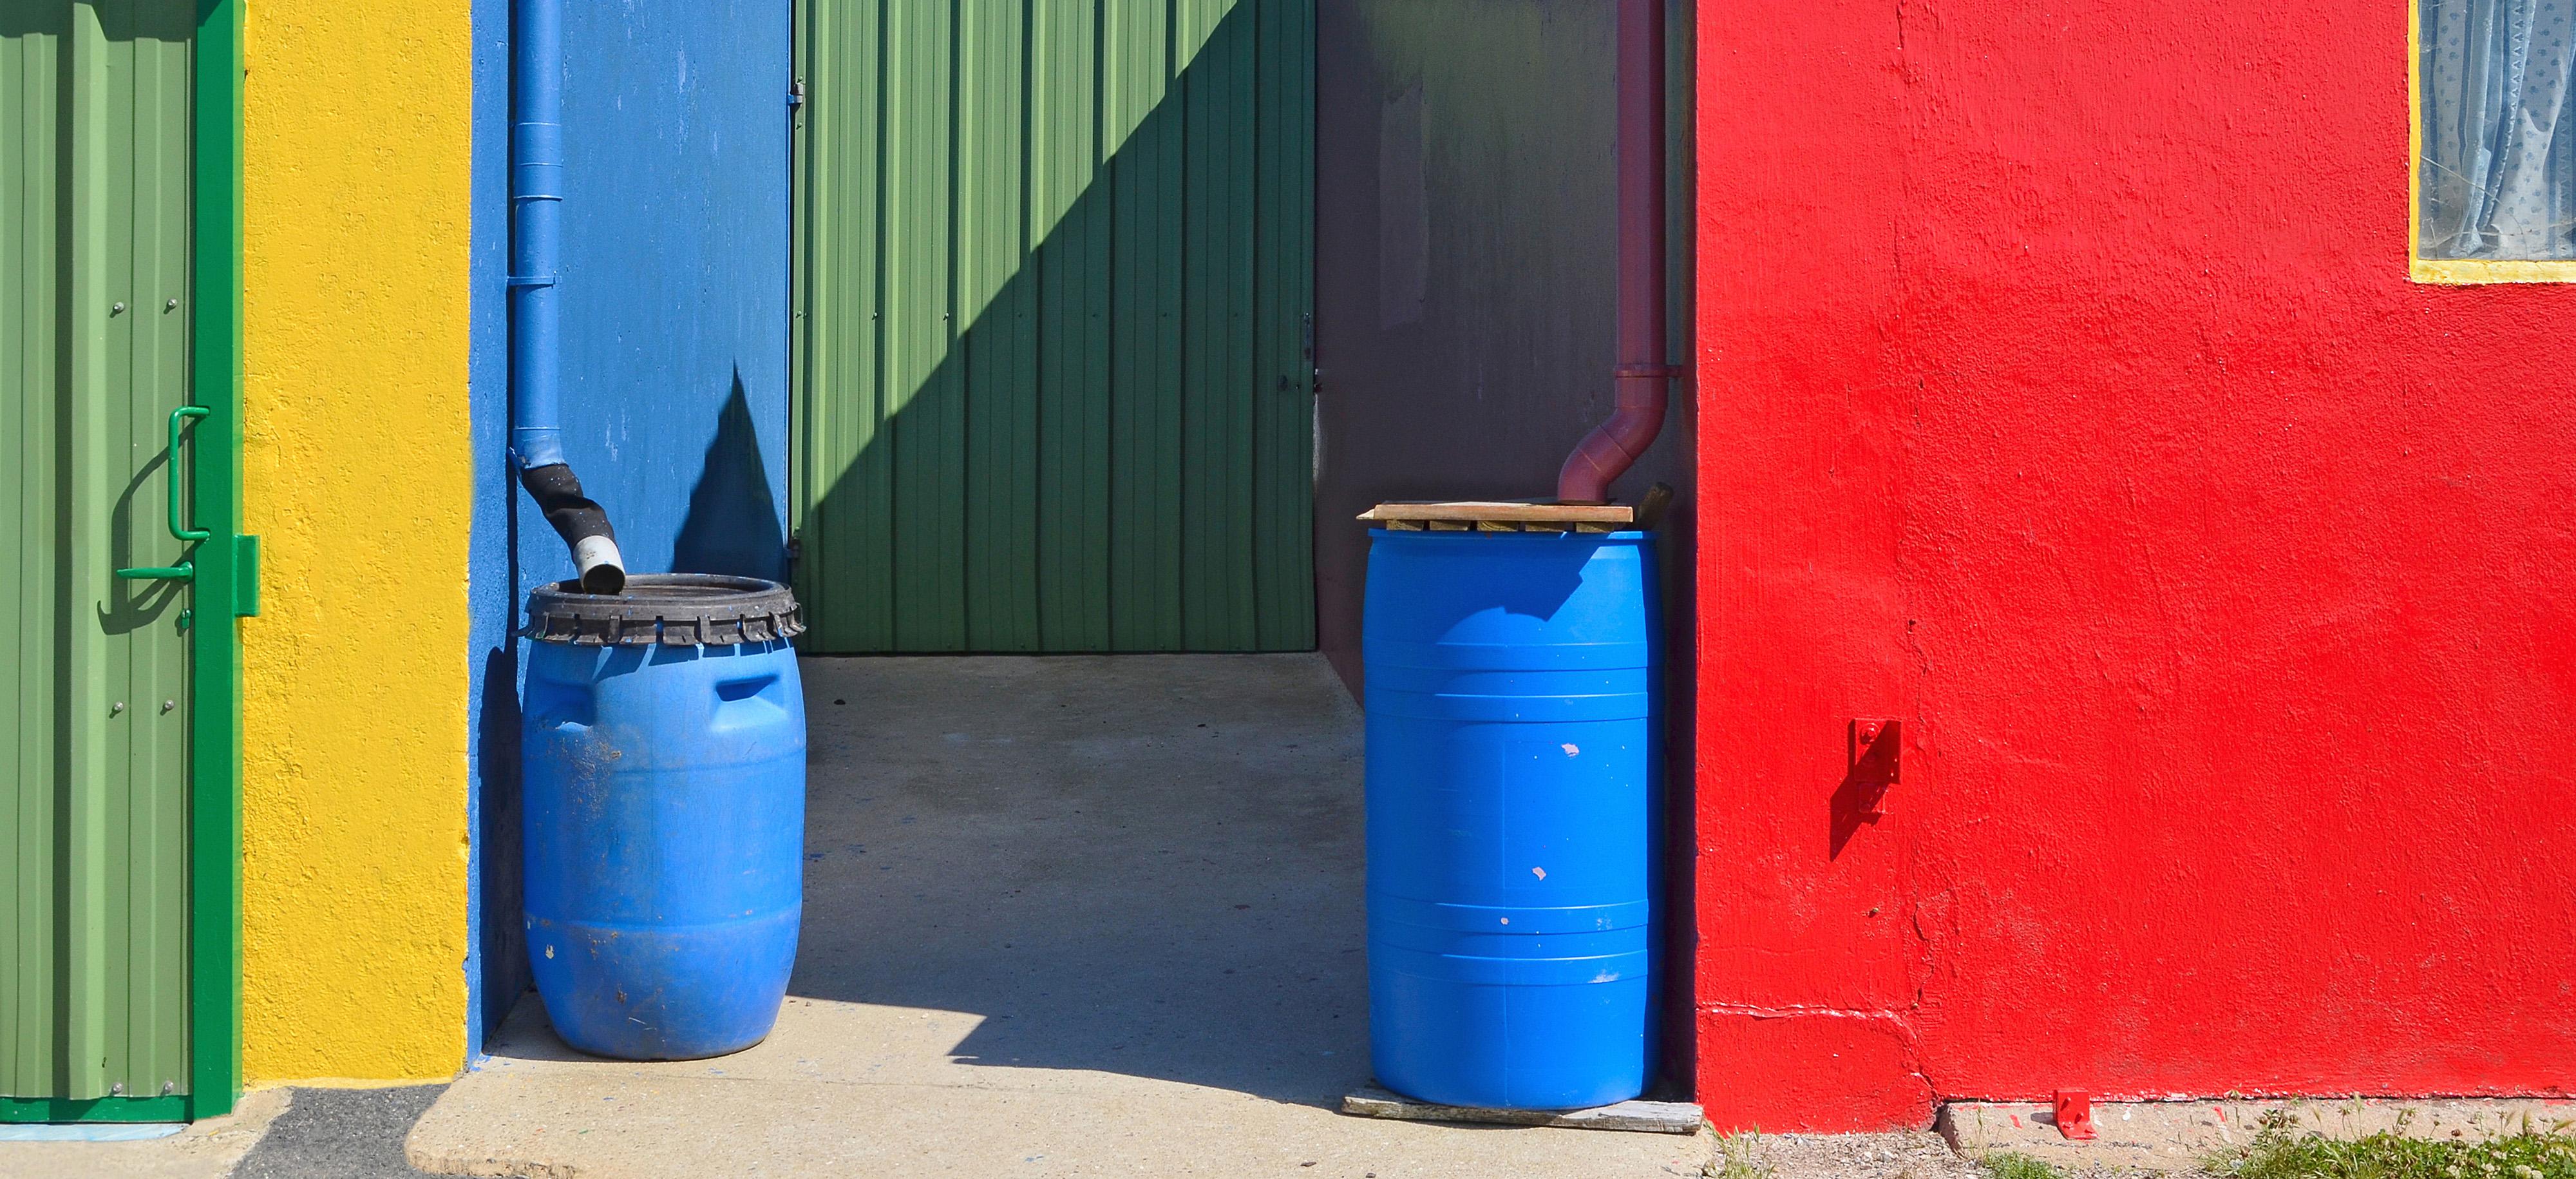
[
  {"x1": 1982, "y1": 1151, "x2": 2070, "y2": 1179},
  {"x1": 2205, "y1": 1111, "x2": 2576, "y2": 1179},
  {"x1": 1705, "y1": 1131, "x2": 1774, "y2": 1179}
]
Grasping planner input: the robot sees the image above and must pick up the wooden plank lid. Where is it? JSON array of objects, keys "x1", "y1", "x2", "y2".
[{"x1": 1358, "y1": 483, "x2": 1673, "y2": 532}]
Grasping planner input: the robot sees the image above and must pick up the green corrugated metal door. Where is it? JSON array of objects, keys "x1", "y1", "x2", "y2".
[
  {"x1": 792, "y1": 0, "x2": 1316, "y2": 653},
  {"x1": 3, "y1": 0, "x2": 197, "y2": 1107}
]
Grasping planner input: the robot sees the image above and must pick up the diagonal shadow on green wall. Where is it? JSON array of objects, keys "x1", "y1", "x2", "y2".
[{"x1": 793, "y1": 0, "x2": 1315, "y2": 655}]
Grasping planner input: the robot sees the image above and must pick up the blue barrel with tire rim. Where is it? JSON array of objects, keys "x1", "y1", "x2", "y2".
[
  {"x1": 521, "y1": 573, "x2": 806, "y2": 1060},
  {"x1": 1363, "y1": 527, "x2": 1662, "y2": 1110}
]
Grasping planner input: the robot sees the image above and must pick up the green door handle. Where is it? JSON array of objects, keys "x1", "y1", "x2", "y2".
[
  {"x1": 115, "y1": 406, "x2": 211, "y2": 581},
  {"x1": 167, "y1": 405, "x2": 211, "y2": 541}
]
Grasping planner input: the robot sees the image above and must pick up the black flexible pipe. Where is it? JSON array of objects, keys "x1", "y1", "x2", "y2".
[{"x1": 519, "y1": 463, "x2": 625, "y2": 594}]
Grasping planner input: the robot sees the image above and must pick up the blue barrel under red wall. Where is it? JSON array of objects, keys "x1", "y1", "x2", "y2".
[
  {"x1": 1362, "y1": 528, "x2": 1662, "y2": 1110},
  {"x1": 520, "y1": 574, "x2": 808, "y2": 1060}
]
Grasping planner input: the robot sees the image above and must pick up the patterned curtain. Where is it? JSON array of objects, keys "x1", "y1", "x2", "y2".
[{"x1": 2420, "y1": 0, "x2": 2576, "y2": 259}]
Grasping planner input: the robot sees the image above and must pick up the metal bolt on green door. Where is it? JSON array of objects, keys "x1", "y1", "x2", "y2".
[
  {"x1": 3, "y1": 0, "x2": 247, "y2": 1123},
  {"x1": 792, "y1": 0, "x2": 1316, "y2": 653}
]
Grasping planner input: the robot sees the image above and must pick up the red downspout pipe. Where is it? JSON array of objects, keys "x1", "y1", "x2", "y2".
[{"x1": 1557, "y1": 0, "x2": 1672, "y2": 504}]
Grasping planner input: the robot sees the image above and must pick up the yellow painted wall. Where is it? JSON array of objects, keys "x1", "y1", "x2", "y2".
[{"x1": 238, "y1": 1, "x2": 473, "y2": 1083}]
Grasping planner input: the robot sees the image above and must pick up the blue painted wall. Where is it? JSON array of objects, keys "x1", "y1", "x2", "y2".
[
  {"x1": 467, "y1": 0, "x2": 515, "y2": 1056},
  {"x1": 468, "y1": 0, "x2": 794, "y2": 1054},
  {"x1": 547, "y1": 1, "x2": 793, "y2": 588}
]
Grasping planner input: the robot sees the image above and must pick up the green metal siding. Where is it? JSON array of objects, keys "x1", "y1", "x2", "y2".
[
  {"x1": 791, "y1": 0, "x2": 1316, "y2": 653},
  {"x1": 3, "y1": 0, "x2": 196, "y2": 1105}
]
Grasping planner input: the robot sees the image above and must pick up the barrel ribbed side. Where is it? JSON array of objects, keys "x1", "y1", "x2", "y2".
[{"x1": 1361, "y1": 529, "x2": 1662, "y2": 1111}]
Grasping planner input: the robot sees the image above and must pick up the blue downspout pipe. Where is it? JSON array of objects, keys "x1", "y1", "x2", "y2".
[{"x1": 512, "y1": 0, "x2": 625, "y2": 593}]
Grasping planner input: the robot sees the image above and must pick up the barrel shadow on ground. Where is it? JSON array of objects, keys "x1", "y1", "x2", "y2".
[{"x1": 781, "y1": 653, "x2": 1373, "y2": 1105}]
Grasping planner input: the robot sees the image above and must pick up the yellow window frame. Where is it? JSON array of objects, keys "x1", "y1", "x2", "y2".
[{"x1": 2410, "y1": 0, "x2": 2576, "y2": 282}]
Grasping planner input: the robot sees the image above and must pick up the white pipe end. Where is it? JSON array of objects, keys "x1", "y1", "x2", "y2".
[{"x1": 574, "y1": 535, "x2": 627, "y2": 595}]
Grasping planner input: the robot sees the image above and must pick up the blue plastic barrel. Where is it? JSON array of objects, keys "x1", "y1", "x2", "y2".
[
  {"x1": 521, "y1": 574, "x2": 807, "y2": 1060},
  {"x1": 1363, "y1": 528, "x2": 1662, "y2": 1110}
]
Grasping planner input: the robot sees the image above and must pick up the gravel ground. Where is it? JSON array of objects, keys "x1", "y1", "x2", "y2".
[
  {"x1": 1716, "y1": 1130, "x2": 2175, "y2": 1179},
  {"x1": 231, "y1": 1086, "x2": 447, "y2": 1179},
  {"x1": 1717, "y1": 1131, "x2": 1989, "y2": 1179}
]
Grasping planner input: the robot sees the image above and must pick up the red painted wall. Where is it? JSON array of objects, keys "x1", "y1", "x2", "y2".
[{"x1": 1693, "y1": 0, "x2": 2576, "y2": 1130}]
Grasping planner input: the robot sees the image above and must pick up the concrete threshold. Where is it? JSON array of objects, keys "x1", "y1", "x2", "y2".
[
  {"x1": 0, "y1": 1088, "x2": 288, "y2": 1179},
  {"x1": 1941, "y1": 1097, "x2": 2576, "y2": 1172},
  {"x1": 408, "y1": 655, "x2": 1707, "y2": 1179}
]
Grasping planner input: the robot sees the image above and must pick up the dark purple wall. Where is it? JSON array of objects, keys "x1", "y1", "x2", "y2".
[{"x1": 1311, "y1": 0, "x2": 1694, "y2": 696}]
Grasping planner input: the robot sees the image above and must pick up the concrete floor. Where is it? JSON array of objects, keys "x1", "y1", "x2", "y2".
[
  {"x1": 0, "y1": 1089, "x2": 286, "y2": 1179},
  {"x1": 234, "y1": 1088, "x2": 448, "y2": 1178},
  {"x1": 408, "y1": 654, "x2": 1710, "y2": 1178},
  {"x1": 0, "y1": 1085, "x2": 449, "y2": 1179}
]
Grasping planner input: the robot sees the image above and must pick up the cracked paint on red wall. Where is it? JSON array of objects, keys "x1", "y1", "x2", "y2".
[{"x1": 1692, "y1": 0, "x2": 2576, "y2": 1131}]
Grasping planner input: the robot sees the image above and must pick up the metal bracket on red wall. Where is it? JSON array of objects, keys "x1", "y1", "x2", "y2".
[
  {"x1": 1848, "y1": 719, "x2": 1902, "y2": 818},
  {"x1": 2054, "y1": 1089, "x2": 2097, "y2": 1140}
]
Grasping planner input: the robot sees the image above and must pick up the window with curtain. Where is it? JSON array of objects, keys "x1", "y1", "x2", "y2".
[{"x1": 2418, "y1": 0, "x2": 2576, "y2": 260}]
